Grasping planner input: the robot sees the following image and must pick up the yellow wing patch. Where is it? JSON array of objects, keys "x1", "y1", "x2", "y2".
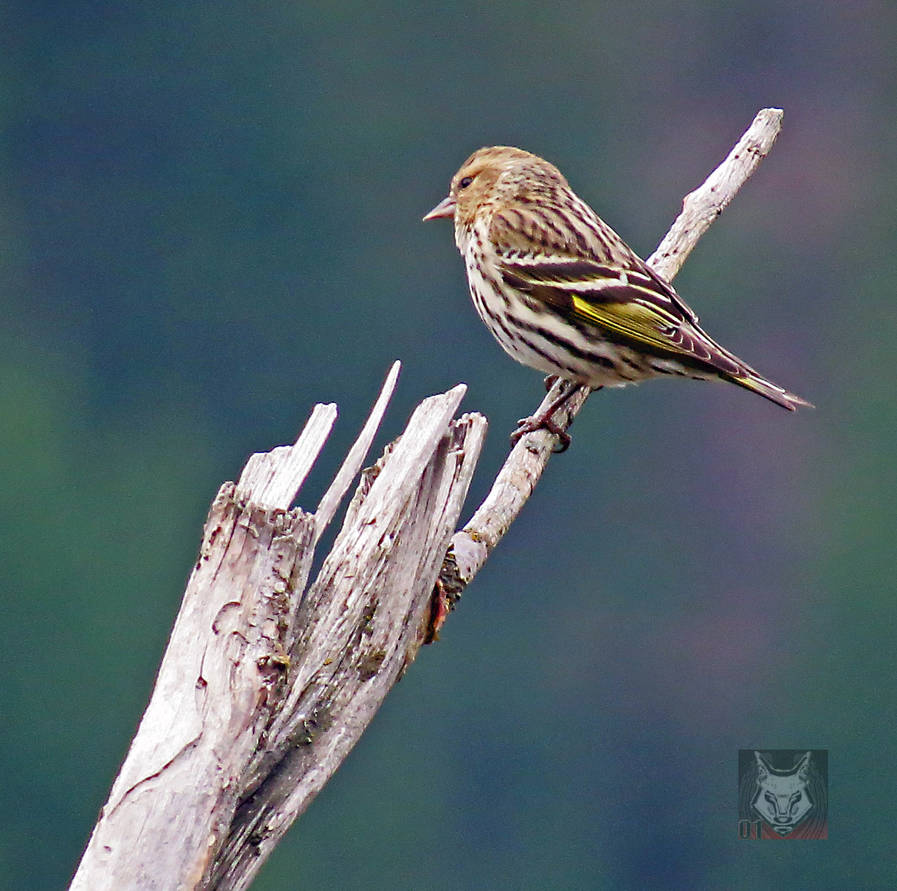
[{"x1": 570, "y1": 295, "x2": 690, "y2": 356}]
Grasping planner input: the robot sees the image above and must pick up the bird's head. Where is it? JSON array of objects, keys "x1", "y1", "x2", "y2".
[{"x1": 423, "y1": 146, "x2": 568, "y2": 229}]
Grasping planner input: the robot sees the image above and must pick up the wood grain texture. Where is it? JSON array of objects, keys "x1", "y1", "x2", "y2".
[{"x1": 71, "y1": 369, "x2": 487, "y2": 891}]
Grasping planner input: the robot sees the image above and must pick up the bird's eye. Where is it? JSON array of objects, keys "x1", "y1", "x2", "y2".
[{"x1": 458, "y1": 175, "x2": 474, "y2": 189}]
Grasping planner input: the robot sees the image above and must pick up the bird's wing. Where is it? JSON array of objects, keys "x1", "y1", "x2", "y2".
[
  {"x1": 488, "y1": 206, "x2": 810, "y2": 409},
  {"x1": 489, "y1": 203, "x2": 702, "y2": 319},
  {"x1": 494, "y1": 254, "x2": 731, "y2": 368}
]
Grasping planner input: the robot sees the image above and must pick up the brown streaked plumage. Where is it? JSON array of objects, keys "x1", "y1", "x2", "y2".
[{"x1": 424, "y1": 146, "x2": 810, "y2": 445}]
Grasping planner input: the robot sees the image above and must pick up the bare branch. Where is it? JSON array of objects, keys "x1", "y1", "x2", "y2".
[{"x1": 648, "y1": 108, "x2": 784, "y2": 279}]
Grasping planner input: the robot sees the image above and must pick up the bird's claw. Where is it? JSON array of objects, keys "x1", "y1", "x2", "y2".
[{"x1": 510, "y1": 414, "x2": 571, "y2": 452}]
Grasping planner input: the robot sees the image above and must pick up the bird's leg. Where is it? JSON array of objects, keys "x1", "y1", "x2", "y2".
[{"x1": 511, "y1": 381, "x2": 594, "y2": 452}]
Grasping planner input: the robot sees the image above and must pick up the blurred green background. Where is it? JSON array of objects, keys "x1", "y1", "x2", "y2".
[{"x1": 2, "y1": 1, "x2": 895, "y2": 888}]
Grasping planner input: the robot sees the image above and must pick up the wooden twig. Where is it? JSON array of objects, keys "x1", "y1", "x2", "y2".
[
  {"x1": 648, "y1": 107, "x2": 784, "y2": 280},
  {"x1": 437, "y1": 108, "x2": 784, "y2": 602}
]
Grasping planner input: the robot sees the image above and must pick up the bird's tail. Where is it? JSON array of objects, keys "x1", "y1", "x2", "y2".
[
  {"x1": 695, "y1": 328, "x2": 812, "y2": 411},
  {"x1": 722, "y1": 365, "x2": 813, "y2": 411}
]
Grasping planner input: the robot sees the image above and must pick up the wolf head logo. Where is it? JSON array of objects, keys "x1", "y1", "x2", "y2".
[{"x1": 751, "y1": 751, "x2": 815, "y2": 836}]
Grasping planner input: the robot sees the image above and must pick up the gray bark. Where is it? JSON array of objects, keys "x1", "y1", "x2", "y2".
[{"x1": 71, "y1": 366, "x2": 487, "y2": 890}]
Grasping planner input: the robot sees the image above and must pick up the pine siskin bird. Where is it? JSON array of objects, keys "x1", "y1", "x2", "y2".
[{"x1": 424, "y1": 146, "x2": 810, "y2": 448}]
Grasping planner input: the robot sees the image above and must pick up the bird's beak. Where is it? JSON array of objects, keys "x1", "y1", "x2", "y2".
[{"x1": 422, "y1": 195, "x2": 456, "y2": 221}]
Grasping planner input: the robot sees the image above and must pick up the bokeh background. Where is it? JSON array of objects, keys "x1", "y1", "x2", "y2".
[{"x1": 3, "y1": 1, "x2": 895, "y2": 888}]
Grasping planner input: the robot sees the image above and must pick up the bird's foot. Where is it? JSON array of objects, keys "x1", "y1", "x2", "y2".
[
  {"x1": 511, "y1": 412, "x2": 571, "y2": 452},
  {"x1": 509, "y1": 381, "x2": 597, "y2": 453}
]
